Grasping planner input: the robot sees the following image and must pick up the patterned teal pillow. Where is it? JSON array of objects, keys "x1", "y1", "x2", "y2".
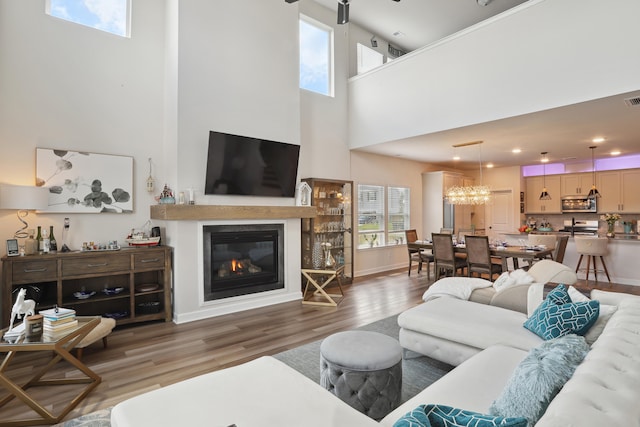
[
  {"x1": 524, "y1": 295, "x2": 600, "y2": 340},
  {"x1": 545, "y1": 284, "x2": 571, "y2": 305},
  {"x1": 393, "y1": 404, "x2": 527, "y2": 427}
]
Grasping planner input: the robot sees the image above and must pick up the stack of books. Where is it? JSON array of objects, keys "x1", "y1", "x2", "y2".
[
  {"x1": 40, "y1": 307, "x2": 78, "y2": 339},
  {"x1": 3, "y1": 322, "x2": 25, "y2": 342}
]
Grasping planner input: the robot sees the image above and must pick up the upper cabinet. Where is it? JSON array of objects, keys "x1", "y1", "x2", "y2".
[
  {"x1": 560, "y1": 173, "x2": 593, "y2": 196},
  {"x1": 525, "y1": 175, "x2": 561, "y2": 213},
  {"x1": 597, "y1": 169, "x2": 640, "y2": 213}
]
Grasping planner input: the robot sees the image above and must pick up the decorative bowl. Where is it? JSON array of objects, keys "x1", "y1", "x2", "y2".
[
  {"x1": 103, "y1": 287, "x2": 125, "y2": 296},
  {"x1": 73, "y1": 291, "x2": 96, "y2": 300}
]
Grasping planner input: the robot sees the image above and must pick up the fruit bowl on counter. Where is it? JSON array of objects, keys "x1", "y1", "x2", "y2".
[{"x1": 537, "y1": 227, "x2": 554, "y2": 232}]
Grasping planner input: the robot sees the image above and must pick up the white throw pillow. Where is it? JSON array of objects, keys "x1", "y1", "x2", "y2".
[
  {"x1": 568, "y1": 286, "x2": 617, "y2": 345},
  {"x1": 492, "y1": 272, "x2": 512, "y2": 292},
  {"x1": 493, "y1": 269, "x2": 534, "y2": 293},
  {"x1": 511, "y1": 269, "x2": 535, "y2": 285}
]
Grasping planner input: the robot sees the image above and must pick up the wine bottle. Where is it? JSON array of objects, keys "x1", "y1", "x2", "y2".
[
  {"x1": 42, "y1": 229, "x2": 50, "y2": 253},
  {"x1": 49, "y1": 226, "x2": 57, "y2": 252},
  {"x1": 36, "y1": 226, "x2": 43, "y2": 253}
]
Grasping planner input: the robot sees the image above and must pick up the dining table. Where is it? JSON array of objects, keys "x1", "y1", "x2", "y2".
[{"x1": 408, "y1": 240, "x2": 554, "y2": 272}]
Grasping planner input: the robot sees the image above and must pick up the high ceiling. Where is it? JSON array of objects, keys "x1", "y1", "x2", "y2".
[{"x1": 310, "y1": 0, "x2": 640, "y2": 171}]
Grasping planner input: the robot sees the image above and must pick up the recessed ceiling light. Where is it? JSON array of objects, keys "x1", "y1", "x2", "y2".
[
  {"x1": 610, "y1": 150, "x2": 621, "y2": 156},
  {"x1": 592, "y1": 137, "x2": 605, "y2": 143},
  {"x1": 486, "y1": 163, "x2": 494, "y2": 168},
  {"x1": 512, "y1": 148, "x2": 521, "y2": 154},
  {"x1": 392, "y1": 31, "x2": 405, "y2": 37},
  {"x1": 453, "y1": 155, "x2": 460, "y2": 161}
]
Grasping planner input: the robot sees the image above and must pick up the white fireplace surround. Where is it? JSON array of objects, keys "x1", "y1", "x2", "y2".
[
  {"x1": 167, "y1": 218, "x2": 302, "y2": 324},
  {"x1": 150, "y1": 204, "x2": 315, "y2": 324}
]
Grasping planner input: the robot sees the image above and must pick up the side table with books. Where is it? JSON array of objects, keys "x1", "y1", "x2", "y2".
[{"x1": 0, "y1": 316, "x2": 102, "y2": 426}]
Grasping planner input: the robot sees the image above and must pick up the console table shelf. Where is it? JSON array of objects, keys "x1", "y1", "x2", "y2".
[{"x1": 2, "y1": 246, "x2": 172, "y2": 328}]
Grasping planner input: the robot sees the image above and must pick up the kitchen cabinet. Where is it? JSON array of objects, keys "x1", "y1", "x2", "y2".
[
  {"x1": 301, "y1": 178, "x2": 353, "y2": 285},
  {"x1": 525, "y1": 175, "x2": 561, "y2": 213},
  {"x1": 2, "y1": 246, "x2": 172, "y2": 328},
  {"x1": 597, "y1": 169, "x2": 640, "y2": 213},
  {"x1": 561, "y1": 173, "x2": 593, "y2": 196}
]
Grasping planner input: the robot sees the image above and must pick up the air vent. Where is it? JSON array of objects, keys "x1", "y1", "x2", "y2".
[{"x1": 624, "y1": 96, "x2": 640, "y2": 107}]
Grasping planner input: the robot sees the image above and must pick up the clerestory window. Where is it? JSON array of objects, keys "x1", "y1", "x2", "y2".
[{"x1": 46, "y1": 0, "x2": 131, "y2": 38}]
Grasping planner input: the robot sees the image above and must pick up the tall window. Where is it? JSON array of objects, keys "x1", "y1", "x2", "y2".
[
  {"x1": 388, "y1": 186, "x2": 410, "y2": 244},
  {"x1": 46, "y1": 0, "x2": 131, "y2": 38},
  {"x1": 299, "y1": 16, "x2": 333, "y2": 96},
  {"x1": 357, "y1": 184, "x2": 410, "y2": 249}
]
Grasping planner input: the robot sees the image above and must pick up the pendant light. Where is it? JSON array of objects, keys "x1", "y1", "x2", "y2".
[
  {"x1": 445, "y1": 141, "x2": 491, "y2": 205},
  {"x1": 587, "y1": 146, "x2": 601, "y2": 199},
  {"x1": 539, "y1": 152, "x2": 551, "y2": 200}
]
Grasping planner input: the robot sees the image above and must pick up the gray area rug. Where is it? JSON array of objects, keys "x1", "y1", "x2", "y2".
[
  {"x1": 55, "y1": 315, "x2": 452, "y2": 425},
  {"x1": 273, "y1": 314, "x2": 453, "y2": 404}
]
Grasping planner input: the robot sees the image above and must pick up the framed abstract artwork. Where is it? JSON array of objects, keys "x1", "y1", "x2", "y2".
[{"x1": 36, "y1": 148, "x2": 133, "y2": 213}]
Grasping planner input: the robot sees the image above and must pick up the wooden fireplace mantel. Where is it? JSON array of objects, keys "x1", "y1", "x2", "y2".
[{"x1": 150, "y1": 204, "x2": 317, "y2": 220}]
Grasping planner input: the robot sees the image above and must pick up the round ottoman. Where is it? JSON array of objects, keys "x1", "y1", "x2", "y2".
[{"x1": 320, "y1": 330, "x2": 402, "y2": 420}]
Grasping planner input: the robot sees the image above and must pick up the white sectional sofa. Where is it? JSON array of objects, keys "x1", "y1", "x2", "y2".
[{"x1": 111, "y1": 288, "x2": 640, "y2": 427}]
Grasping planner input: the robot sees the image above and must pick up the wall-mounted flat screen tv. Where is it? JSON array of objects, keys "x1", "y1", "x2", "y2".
[{"x1": 204, "y1": 131, "x2": 300, "y2": 197}]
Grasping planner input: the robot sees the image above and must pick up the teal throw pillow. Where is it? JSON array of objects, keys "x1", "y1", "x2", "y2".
[
  {"x1": 523, "y1": 285, "x2": 599, "y2": 340},
  {"x1": 393, "y1": 404, "x2": 527, "y2": 427},
  {"x1": 489, "y1": 334, "x2": 589, "y2": 427},
  {"x1": 545, "y1": 284, "x2": 571, "y2": 305}
]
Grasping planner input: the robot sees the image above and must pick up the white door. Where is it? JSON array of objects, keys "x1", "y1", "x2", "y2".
[{"x1": 486, "y1": 190, "x2": 514, "y2": 241}]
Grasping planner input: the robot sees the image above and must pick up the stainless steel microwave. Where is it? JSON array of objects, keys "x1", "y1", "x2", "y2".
[{"x1": 561, "y1": 195, "x2": 597, "y2": 213}]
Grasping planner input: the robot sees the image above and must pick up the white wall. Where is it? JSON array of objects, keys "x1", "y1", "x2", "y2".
[
  {"x1": 351, "y1": 151, "x2": 430, "y2": 276},
  {"x1": 163, "y1": 0, "x2": 302, "y2": 322},
  {"x1": 0, "y1": 0, "x2": 166, "y2": 250},
  {"x1": 348, "y1": 0, "x2": 640, "y2": 149}
]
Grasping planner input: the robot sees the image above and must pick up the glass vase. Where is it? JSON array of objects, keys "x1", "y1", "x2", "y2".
[
  {"x1": 607, "y1": 222, "x2": 615, "y2": 237},
  {"x1": 312, "y1": 240, "x2": 323, "y2": 269},
  {"x1": 324, "y1": 248, "x2": 336, "y2": 268}
]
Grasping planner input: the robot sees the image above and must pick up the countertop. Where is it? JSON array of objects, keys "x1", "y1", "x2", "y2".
[{"x1": 504, "y1": 232, "x2": 640, "y2": 240}]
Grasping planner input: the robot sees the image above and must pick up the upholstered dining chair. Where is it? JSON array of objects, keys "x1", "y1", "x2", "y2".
[
  {"x1": 575, "y1": 236, "x2": 611, "y2": 283},
  {"x1": 404, "y1": 229, "x2": 434, "y2": 277},
  {"x1": 553, "y1": 235, "x2": 569, "y2": 264},
  {"x1": 431, "y1": 233, "x2": 466, "y2": 280},
  {"x1": 465, "y1": 235, "x2": 503, "y2": 281}
]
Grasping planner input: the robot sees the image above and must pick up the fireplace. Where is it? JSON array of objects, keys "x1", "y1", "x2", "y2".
[{"x1": 203, "y1": 223, "x2": 284, "y2": 301}]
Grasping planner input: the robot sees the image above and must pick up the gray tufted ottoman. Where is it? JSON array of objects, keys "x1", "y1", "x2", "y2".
[{"x1": 320, "y1": 330, "x2": 402, "y2": 420}]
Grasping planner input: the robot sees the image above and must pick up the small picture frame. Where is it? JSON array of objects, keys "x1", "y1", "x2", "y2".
[
  {"x1": 6, "y1": 239, "x2": 19, "y2": 257},
  {"x1": 520, "y1": 203, "x2": 525, "y2": 214},
  {"x1": 520, "y1": 192, "x2": 525, "y2": 203}
]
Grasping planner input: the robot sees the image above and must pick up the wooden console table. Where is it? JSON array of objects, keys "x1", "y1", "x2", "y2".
[{"x1": 2, "y1": 246, "x2": 172, "y2": 328}]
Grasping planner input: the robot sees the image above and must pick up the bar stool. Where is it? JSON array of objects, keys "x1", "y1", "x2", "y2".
[{"x1": 574, "y1": 237, "x2": 611, "y2": 283}]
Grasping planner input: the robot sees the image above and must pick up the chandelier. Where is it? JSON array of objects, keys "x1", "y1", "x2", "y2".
[{"x1": 445, "y1": 141, "x2": 491, "y2": 205}]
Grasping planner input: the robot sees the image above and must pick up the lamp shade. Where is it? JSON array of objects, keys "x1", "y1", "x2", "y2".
[{"x1": 0, "y1": 184, "x2": 49, "y2": 211}]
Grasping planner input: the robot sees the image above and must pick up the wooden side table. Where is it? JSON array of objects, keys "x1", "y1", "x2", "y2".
[
  {"x1": 301, "y1": 266, "x2": 345, "y2": 307},
  {"x1": 0, "y1": 317, "x2": 102, "y2": 426}
]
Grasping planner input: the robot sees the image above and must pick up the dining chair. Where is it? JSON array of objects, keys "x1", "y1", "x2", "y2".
[
  {"x1": 439, "y1": 228, "x2": 453, "y2": 234},
  {"x1": 527, "y1": 234, "x2": 557, "y2": 259},
  {"x1": 457, "y1": 228, "x2": 474, "y2": 244},
  {"x1": 431, "y1": 233, "x2": 466, "y2": 280},
  {"x1": 553, "y1": 235, "x2": 569, "y2": 264},
  {"x1": 465, "y1": 235, "x2": 503, "y2": 281},
  {"x1": 404, "y1": 229, "x2": 434, "y2": 277}
]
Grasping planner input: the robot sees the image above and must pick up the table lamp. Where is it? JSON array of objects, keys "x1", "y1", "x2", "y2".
[{"x1": 0, "y1": 184, "x2": 49, "y2": 238}]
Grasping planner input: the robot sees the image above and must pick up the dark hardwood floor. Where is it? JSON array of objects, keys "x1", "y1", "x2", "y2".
[{"x1": 2, "y1": 267, "x2": 637, "y2": 424}]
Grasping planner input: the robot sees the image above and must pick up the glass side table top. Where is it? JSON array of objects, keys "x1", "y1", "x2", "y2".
[{"x1": 1, "y1": 316, "x2": 100, "y2": 347}]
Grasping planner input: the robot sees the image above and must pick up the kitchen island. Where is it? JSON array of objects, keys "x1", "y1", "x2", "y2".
[{"x1": 503, "y1": 232, "x2": 640, "y2": 286}]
